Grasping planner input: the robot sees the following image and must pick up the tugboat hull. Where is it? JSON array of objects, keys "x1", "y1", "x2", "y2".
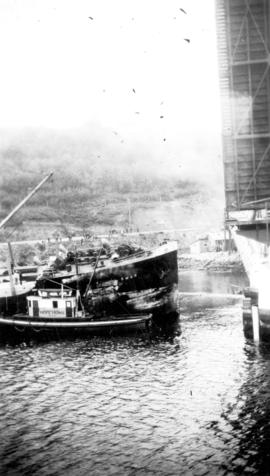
[{"x1": 0, "y1": 313, "x2": 152, "y2": 330}]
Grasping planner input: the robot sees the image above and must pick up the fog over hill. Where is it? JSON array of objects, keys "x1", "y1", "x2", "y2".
[
  {"x1": 0, "y1": 0, "x2": 224, "y2": 243},
  {"x1": 0, "y1": 126, "x2": 224, "y2": 242},
  {"x1": 0, "y1": 121, "x2": 223, "y2": 181}
]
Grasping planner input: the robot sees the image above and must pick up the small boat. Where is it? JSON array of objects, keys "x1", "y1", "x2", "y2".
[{"x1": 0, "y1": 286, "x2": 152, "y2": 332}]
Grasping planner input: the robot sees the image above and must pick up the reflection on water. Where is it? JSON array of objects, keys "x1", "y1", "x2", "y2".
[
  {"x1": 180, "y1": 269, "x2": 249, "y2": 313},
  {"x1": 180, "y1": 269, "x2": 249, "y2": 294},
  {"x1": 2, "y1": 270, "x2": 270, "y2": 475}
]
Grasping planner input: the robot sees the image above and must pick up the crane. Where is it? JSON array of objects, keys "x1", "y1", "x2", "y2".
[{"x1": 0, "y1": 171, "x2": 53, "y2": 298}]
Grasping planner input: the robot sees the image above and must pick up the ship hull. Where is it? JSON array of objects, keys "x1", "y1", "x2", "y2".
[
  {"x1": 232, "y1": 226, "x2": 270, "y2": 340},
  {"x1": 36, "y1": 242, "x2": 179, "y2": 323},
  {"x1": 0, "y1": 242, "x2": 179, "y2": 338}
]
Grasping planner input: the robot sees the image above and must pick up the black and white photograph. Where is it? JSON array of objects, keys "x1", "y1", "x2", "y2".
[{"x1": 1, "y1": 0, "x2": 270, "y2": 475}]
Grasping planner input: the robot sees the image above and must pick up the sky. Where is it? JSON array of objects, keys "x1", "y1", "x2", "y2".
[{"x1": 0, "y1": 0, "x2": 223, "y2": 183}]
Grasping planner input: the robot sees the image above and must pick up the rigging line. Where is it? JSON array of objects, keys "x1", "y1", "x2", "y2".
[
  {"x1": 84, "y1": 246, "x2": 103, "y2": 297},
  {"x1": 78, "y1": 289, "x2": 85, "y2": 313},
  {"x1": 4, "y1": 222, "x2": 23, "y2": 241},
  {"x1": 38, "y1": 275, "x2": 74, "y2": 291},
  {"x1": 0, "y1": 213, "x2": 24, "y2": 241},
  {"x1": 1, "y1": 191, "x2": 41, "y2": 242}
]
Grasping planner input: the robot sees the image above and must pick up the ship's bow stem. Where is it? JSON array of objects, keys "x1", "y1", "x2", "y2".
[{"x1": 230, "y1": 212, "x2": 270, "y2": 341}]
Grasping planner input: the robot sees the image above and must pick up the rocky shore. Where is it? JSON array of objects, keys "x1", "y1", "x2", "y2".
[
  {"x1": 178, "y1": 251, "x2": 244, "y2": 272},
  {"x1": 0, "y1": 238, "x2": 244, "y2": 273}
]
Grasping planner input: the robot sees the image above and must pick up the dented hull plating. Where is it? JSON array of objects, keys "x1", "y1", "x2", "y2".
[{"x1": 37, "y1": 242, "x2": 179, "y2": 322}]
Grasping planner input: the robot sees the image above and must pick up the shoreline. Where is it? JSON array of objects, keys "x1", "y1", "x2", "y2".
[
  {"x1": 0, "y1": 237, "x2": 244, "y2": 273},
  {"x1": 178, "y1": 251, "x2": 244, "y2": 272}
]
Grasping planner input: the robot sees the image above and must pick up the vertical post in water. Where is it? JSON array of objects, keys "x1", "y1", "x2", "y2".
[
  {"x1": 252, "y1": 305, "x2": 260, "y2": 342},
  {"x1": 266, "y1": 201, "x2": 269, "y2": 249}
]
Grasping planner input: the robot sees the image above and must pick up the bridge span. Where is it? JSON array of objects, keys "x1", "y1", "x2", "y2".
[{"x1": 216, "y1": 0, "x2": 270, "y2": 340}]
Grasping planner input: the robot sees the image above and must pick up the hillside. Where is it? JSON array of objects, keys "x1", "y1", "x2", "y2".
[{"x1": 0, "y1": 128, "x2": 224, "y2": 243}]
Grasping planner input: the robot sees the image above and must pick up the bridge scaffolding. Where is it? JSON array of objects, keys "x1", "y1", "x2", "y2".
[{"x1": 216, "y1": 0, "x2": 270, "y2": 210}]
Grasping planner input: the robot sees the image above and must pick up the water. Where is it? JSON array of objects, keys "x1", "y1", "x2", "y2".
[
  {"x1": 180, "y1": 269, "x2": 249, "y2": 295},
  {"x1": 1, "y1": 270, "x2": 270, "y2": 475}
]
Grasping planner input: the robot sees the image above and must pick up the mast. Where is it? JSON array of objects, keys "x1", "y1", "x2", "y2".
[
  {"x1": 0, "y1": 171, "x2": 53, "y2": 230},
  {"x1": 127, "y1": 198, "x2": 131, "y2": 233},
  {"x1": 6, "y1": 242, "x2": 15, "y2": 297},
  {"x1": 0, "y1": 171, "x2": 53, "y2": 300}
]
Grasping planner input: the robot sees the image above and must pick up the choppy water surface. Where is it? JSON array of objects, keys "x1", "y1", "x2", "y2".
[{"x1": 1, "y1": 271, "x2": 270, "y2": 475}]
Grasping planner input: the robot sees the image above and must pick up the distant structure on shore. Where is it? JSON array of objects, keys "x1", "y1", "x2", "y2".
[{"x1": 190, "y1": 231, "x2": 235, "y2": 254}]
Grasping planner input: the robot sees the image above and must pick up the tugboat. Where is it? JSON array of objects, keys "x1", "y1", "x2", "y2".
[
  {"x1": 0, "y1": 239, "x2": 178, "y2": 334},
  {"x1": 0, "y1": 285, "x2": 152, "y2": 332}
]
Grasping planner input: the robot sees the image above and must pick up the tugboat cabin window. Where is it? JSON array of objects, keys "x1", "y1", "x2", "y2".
[
  {"x1": 53, "y1": 301, "x2": 58, "y2": 308},
  {"x1": 29, "y1": 301, "x2": 31, "y2": 307},
  {"x1": 66, "y1": 301, "x2": 71, "y2": 307}
]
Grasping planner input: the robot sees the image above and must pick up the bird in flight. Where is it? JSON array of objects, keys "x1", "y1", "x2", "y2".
[
  {"x1": 132, "y1": 88, "x2": 136, "y2": 93},
  {"x1": 88, "y1": 16, "x2": 94, "y2": 20},
  {"x1": 184, "y1": 38, "x2": 190, "y2": 43},
  {"x1": 179, "y1": 8, "x2": 187, "y2": 14}
]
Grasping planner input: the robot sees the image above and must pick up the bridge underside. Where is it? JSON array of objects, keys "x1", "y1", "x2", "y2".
[{"x1": 216, "y1": 0, "x2": 270, "y2": 210}]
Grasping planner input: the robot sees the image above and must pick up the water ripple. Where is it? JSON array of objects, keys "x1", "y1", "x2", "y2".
[{"x1": 1, "y1": 272, "x2": 270, "y2": 474}]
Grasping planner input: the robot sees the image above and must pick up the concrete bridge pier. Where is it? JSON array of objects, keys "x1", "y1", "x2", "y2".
[{"x1": 242, "y1": 288, "x2": 270, "y2": 342}]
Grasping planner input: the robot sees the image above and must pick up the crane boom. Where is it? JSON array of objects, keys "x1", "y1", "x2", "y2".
[{"x1": 0, "y1": 171, "x2": 53, "y2": 230}]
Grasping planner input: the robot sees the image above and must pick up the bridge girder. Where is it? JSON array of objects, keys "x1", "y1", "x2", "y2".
[{"x1": 216, "y1": 0, "x2": 270, "y2": 209}]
